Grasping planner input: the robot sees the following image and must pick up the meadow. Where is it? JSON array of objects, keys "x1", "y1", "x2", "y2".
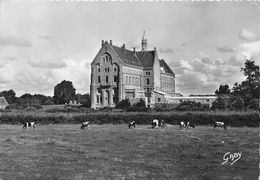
[{"x1": 0, "y1": 124, "x2": 258, "y2": 180}]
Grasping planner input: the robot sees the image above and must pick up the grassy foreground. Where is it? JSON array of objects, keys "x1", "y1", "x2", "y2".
[{"x1": 0, "y1": 124, "x2": 258, "y2": 180}]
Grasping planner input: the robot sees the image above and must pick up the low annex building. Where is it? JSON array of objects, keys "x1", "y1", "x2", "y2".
[{"x1": 90, "y1": 34, "x2": 176, "y2": 109}]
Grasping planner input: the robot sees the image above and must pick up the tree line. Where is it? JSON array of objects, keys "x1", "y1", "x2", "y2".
[
  {"x1": 0, "y1": 80, "x2": 91, "y2": 109},
  {"x1": 212, "y1": 60, "x2": 259, "y2": 110}
]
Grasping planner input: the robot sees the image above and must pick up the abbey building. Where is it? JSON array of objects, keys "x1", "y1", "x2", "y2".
[{"x1": 90, "y1": 34, "x2": 175, "y2": 109}]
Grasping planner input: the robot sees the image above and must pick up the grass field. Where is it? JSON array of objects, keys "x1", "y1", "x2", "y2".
[{"x1": 0, "y1": 124, "x2": 258, "y2": 180}]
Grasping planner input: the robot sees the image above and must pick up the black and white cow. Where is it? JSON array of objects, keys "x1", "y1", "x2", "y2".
[
  {"x1": 23, "y1": 122, "x2": 36, "y2": 130},
  {"x1": 186, "y1": 122, "x2": 195, "y2": 129},
  {"x1": 159, "y1": 120, "x2": 166, "y2": 128},
  {"x1": 152, "y1": 119, "x2": 159, "y2": 129},
  {"x1": 81, "y1": 121, "x2": 89, "y2": 130},
  {"x1": 179, "y1": 121, "x2": 195, "y2": 129},
  {"x1": 213, "y1": 121, "x2": 226, "y2": 130},
  {"x1": 128, "y1": 121, "x2": 136, "y2": 129}
]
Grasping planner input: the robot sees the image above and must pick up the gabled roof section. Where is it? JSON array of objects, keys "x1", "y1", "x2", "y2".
[
  {"x1": 159, "y1": 59, "x2": 175, "y2": 76},
  {"x1": 136, "y1": 51, "x2": 155, "y2": 68},
  {"x1": 112, "y1": 45, "x2": 142, "y2": 67},
  {"x1": 0, "y1": 97, "x2": 9, "y2": 107}
]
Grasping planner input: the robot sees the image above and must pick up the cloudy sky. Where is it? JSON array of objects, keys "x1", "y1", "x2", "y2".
[{"x1": 0, "y1": 1, "x2": 259, "y2": 96}]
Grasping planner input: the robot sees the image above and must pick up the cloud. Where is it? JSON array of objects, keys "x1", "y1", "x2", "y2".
[
  {"x1": 28, "y1": 59, "x2": 67, "y2": 69},
  {"x1": 239, "y1": 41, "x2": 260, "y2": 60},
  {"x1": 0, "y1": 65, "x2": 15, "y2": 83},
  {"x1": 173, "y1": 51, "x2": 246, "y2": 95},
  {"x1": 180, "y1": 43, "x2": 187, "y2": 46},
  {"x1": 239, "y1": 28, "x2": 259, "y2": 41},
  {"x1": 3, "y1": 56, "x2": 17, "y2": 61},
  {"x1": 214, "y1": 59, "x2": 226, "y2": 65},
  {"x1": 52, "y1": 59, "x2": 90, "y2": 93},
  {"x1": 0, "y1": 36, "x2": 31, "y2": 47},
  {"x1": 216, "y1": 46, "x2": 234, "y2": 53},
  {"x1": 201, "y1": 57, "x2": 211, "y2": 64},
  {"x1": 38, "y1": 35, "x2": 53, "y2": 40},
  {"x1": 230, "y1": 40, "x2": 260, "y2": 66},
  {"x1": 159, "y1": 47, "x2": 174, "y2": 54}
]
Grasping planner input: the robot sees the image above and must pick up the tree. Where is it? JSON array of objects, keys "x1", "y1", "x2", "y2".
[
  {"x1": 228, "y1": 96, "x2": 244, "y2": 110},
  {"x1": 215, "y1": 84, "x2": 230, "y2": 96},
  {"x1": 212, "y1": 84, "x2": 230, "y2": 110},
  {"x1": 133, "y1": 99, "x2": 146, "y2": 107},
  {"x1": 76, "y1": 93, "x2": 91, "y2": 108},
  {"x1": 53, "y1": 80, "x2": 76, "y2": 104},
  {"x1": 0, "y1": 89, "x2": 16, "y2": 104},
  {"x1": 231, "y1": 60, "x2": 259, "y2": 109}
]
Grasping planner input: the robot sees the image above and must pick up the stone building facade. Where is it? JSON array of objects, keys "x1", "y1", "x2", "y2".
[{"x1": 90, "y1": 35, "x2": 175, "y2": 109}]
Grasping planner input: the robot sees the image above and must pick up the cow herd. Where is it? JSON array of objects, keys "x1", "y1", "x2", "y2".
[{"x1": 21, "y1": 120, "x2": 227, "y2": 131}]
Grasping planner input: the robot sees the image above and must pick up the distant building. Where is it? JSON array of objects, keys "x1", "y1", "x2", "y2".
[
  {"x1": 90, "y1": 33, "x2": 176, "y2": 109},
  {"x1": 0, "y1": 97, "x2": 9, "y2": 109},
  {"x1": 165, "y1": 96, "x2": 217, "y2": 107}
]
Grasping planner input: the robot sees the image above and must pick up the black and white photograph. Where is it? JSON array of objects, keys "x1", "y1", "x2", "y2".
[{"x1": 0, "y1": 0, "x2": 259, "y2": 179}]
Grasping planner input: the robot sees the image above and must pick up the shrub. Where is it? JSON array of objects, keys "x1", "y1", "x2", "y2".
[
  {"x1": 0, "y1": 111, "x2": 258, "y2": 127},
  {"x1": 115, "y1": 99, "x2": 131, "y2": 110}
]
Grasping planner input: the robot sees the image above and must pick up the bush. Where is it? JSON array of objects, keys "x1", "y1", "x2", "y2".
[
  {"x1": 0, "y1": 111, "x2": 258, "y2": 127},
  {"x1": 127, "y1": 106, "x2": 149, "y2": 112},
  {"x1": 115, "y1": 99, "x2": 131, "y2": 110},
  {"x1": 5, "y1": 104, "x2": 22, "y2": 110}
]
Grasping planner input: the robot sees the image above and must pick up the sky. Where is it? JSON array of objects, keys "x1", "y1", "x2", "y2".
[{"x1": 0, "y1": 1, "x2": 259, "y2": 97}]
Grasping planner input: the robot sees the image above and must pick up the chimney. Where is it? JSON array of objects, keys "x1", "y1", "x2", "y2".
[
  {"x1": 154, "y1": 47, "x2": 157, "y2": 51},
  {"x1": 122, "y1": 44, "x2": 125, "y2": 50},
  {"x1": 101, "y1": 40, "x2": 104, "y2": 46},
  {"x1": 133, "y1": 47, "x2": 136, "y2": 55},
  {"x1": 110, "y1": 40, "x2": 113, "y2": 46}
]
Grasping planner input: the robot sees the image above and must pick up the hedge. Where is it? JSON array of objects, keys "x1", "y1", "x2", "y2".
[{"x1": 0, "y1": 111, "x2": 258, "y2": 127}]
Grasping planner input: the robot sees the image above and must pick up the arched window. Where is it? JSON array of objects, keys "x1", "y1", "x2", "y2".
[
  {"x1": 97, "y1": 76, "x2": 101, "y2": 83},
  {"x1": 146, "y1": 78, "x2": 150, "y2": 85},
  {"x1": 95, "y1": 63, "x2": 100, "y2": 73},
  {"x1": 96, "y1": 89, "x2": 102, "y2": 104}
]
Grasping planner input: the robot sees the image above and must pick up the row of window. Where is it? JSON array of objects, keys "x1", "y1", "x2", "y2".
[
  {"x1": 145, "y1": 71, "x2": 151, "y2": 76},
  {"x1": 126, "y1": 75, "x2": 141, "y2": 85},
  {"x1": 97, "y1": 67, "x2": 117, "y2": 73},
  {"x1": 161, "y1": 81, "x2": 174, "y2": 90},
  {"x1": 125, "y1": 76, "x2": 151, "y2": 85},
  {"x1": 97, "y1": 76, "x2": 118, "y2": 83}
]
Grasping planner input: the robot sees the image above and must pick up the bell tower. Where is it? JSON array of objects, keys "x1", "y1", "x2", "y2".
[{"x1": 141, "y1": 31, "x2": 147, "y2": 51}]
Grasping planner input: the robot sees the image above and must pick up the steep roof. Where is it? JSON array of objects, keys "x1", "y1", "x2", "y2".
[
  {"x1": 0, "y1": 97, "x2": 9, "y2": 107},
  {"x1": 136, "y1": 51, "x2": 155, "y2": 68},
  {"x1": 112, "y1": 46, "x2": 142, "y2": 67},
  {"x1": 159, "y1": 59, "x2": 175, "y2": 76},
  {"x1": 111, "y1": 44, "x2": 174, "y2": 75}
]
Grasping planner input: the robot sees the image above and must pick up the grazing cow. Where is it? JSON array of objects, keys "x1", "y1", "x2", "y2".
[
  {"x1": 23, "y1": 122, "x2": 36, "y2": 130},
  {"x1": 81, "y1": 121, "x2": 89, "y2": 130},
  {"x1": 179, "y1": 121, "x2": 195, "y2": 129},
  {"x1": 159, "y1": 120, "x2": 166, "y2": 128},
  {"x1": 152, "y1": 119, "x2": 159, "y2": 128},
  {"x1": 128, "y1": 121, "x2": 136, "y2": 129},
  {"x1": 186, "y1": 122, "x2": 195, "y2": 129},
  {"x1": 179, "y1": 121, "x2": 186, "y2": 129},
  {"x1": 213, "y1": 121, "x2": 226, "y2": 130}
]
